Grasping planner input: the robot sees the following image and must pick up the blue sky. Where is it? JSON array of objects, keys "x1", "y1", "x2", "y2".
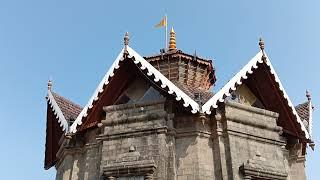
[{"x1": 0, "y1": 0, "x2": 319, "y2": 179}]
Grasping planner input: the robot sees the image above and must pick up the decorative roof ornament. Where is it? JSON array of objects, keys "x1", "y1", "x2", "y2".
[
  {"x1": 309, "y1": 141, "x2": 315, "y2": 151},
  {"x1": 47, "y1": 79, "x2": 53, "y2": 91},
  {"x1": 193, "y1": 50, "x2": 197, "y2": 61},
  {"x1": 46, "y1": 81, "x2": 69, "y2": 132},
  {"x1": 306, "y1": 90, "x2": 311, "y2": 101},
  {"x1": 169, "y1": 27, "x2": 176, "y2": 50},
  {"x1": 123, "y1": 32, "x2": 129, "y2": 58},
  {"x1": 259, "y1": 37, "x2": 267, "y2": 62}
]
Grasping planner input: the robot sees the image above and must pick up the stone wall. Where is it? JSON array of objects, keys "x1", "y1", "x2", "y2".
[
  {"x1": 55, "y1": 129, "x2": 101, "y2": 180},
  {"x1": 286, "y1": 142, "x2": 307, "y2": 180},
  {"x1": 174, "y1": 115, "x2": 215, "y2": 180},
  {"x1": 98, "y1": 101, "x2": 171, "y2": 179},
  {"x1": 54, "y1": 100, "x2": 308, "y2": 180},
  {"x1": 219, "y1": 100, "x2": 295, "y2": 180}
]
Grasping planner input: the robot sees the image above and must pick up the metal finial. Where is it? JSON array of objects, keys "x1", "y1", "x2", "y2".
[
  {"x1": 47, "y1": 79, "x2": 52, "y2": 90},
  {"x1": 259, "y1": 37, "x2": 267, "y2": 62},
  {"x1": 123, "y1": 32, "x2": 129, "y2": 58},
  {"x1": 259, "y1": 37, "x2": 265, "y2": 51},
  {"x1": 306, "y1": 90, "x2": 311, "y2": 101},
  {"x1": 193, "y1": 50, "x2": 197, "y2": 61},
  {"x1": 169, "y1": 27, "x2": 176, "y2": 50},
  {"x1": 124, "y1": 32, "x2": 129, "y2": 46}
]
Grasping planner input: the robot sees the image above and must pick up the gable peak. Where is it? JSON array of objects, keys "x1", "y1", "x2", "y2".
[
  {"x1": 47, "y1": 79, "x2": 53, "y2": 91},
  {"x1": 306, "y1": 90, "x2": 311, "y2": 101}
]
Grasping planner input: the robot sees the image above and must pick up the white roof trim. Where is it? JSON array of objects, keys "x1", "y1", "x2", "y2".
[
  {"x1": 202, "y1": 51, "x2": 263, "y2": 113},
  {"x1": 308, "y1": 101, "x2": 313, "y2": 137},
  {"x1": 47, "y1": 90, "x2": 69, "y2": 132},
  {"x1": 70, "y1": 48, "x2": 125, "y2": 133},
  {"x1": 70, "y1": 46, "x2": 199, "y2": 133},
  {"x1": 202, "y1": 51, "x2": 310, "y2": 139},
  {"x1": 127, "y1": 46, "x2": 200, "y2": 113}
]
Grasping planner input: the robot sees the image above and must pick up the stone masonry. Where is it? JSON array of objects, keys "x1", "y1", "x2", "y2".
[{"x1": 54, "y1": 98, "x2": 308, "y2": 180}]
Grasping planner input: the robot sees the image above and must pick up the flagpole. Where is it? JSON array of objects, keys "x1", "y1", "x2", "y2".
[{"x1": 165, "y1": 15, "x2": 168, "y2": 51}]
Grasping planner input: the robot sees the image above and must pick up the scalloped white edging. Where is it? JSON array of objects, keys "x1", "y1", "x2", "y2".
[
  {"x1": 202, "y1": 51, "x2": 310, "y2": 139},
  {"x1": 127, "y1": 47, "x2": 200, "y2": 113},
  {"x1": 308, "y1": 101, "x2": 313, "y2": 137},
  {"x1": 47, "y1": 90, "x2": 69, "y2": 132},
  {"x1": 69, "y1": 46, "x2": 199, "y2": 133}
]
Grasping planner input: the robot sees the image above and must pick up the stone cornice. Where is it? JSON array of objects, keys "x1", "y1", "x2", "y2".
[
  {"x1": 227, "y1": 130, "x2": 286, "y2": 146},
  {"x1": 100, "y1": 111, "x2": 167, "y2": 126},
  {"x1": 102, "y1": 159, "x2": 156, "y2": 178},
  {"x1": 226, "y1": 100, "x2": 279, "y2": 119},
  {"x1": 226, "y1": 113, "x2": 282, "y2": 133},
  {"x1": 240, "y1": 154, "x2": 288, "y2": 179},
  {"x1": 97, "y1": 127, "x2": 168, "y2": 141}
]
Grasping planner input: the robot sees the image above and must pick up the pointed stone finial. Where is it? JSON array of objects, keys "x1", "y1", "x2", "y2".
[
  {"x1": 259, "y1": 37, "x2": 265, "y2": 51},
  {"x1": 169, "y1": 27, "x2": 176, "y2": 50},
  {"x1": 124, "y1": 32, "x2": 129, "y2": 46},
  {"x1": 259, "y1": 37, "x2": 266, "y2": 62},
  {"x1": 123, "y1": 32, "x2": 129, "y2": 58},
  {"x1": 306, "y1": 90, "x2": 311, "y2": 101},
  {"x1": 47, "y1": 79, "x2": 52, "y2": 90},
  {"x1": 193, "y1": 50, "x2": 197, "y2": 61}
]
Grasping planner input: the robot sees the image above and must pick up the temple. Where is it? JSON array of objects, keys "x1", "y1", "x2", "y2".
[{"x1": 44, "y1": 30, "x2": 314, "y2": 180}]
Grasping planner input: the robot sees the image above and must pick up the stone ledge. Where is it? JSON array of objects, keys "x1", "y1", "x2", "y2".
[
  {"x1": 103, "y1": 101, "x2": 165, "y2": 113},
  {"x1": 225, "y1": 100, "x2": 279, "y2": 118},
  {"x1": 240, "y1": 153, "x2": 287, "y2": 180},
  {"x1": 227, "y1": 130, "x2": 285, "y2": 146},
  {"x1": 175, "y1": 130, "x2": 212, "y2": 138},
  {"x1": 97, "y1": 127, "x2": 168, "y2": 141},
  {"x1": 101, "y1": 111, "x2": 167, "y2": 126},
  {"x1": 102, "y1": 159, "x2": 156, "y2": 177},
  {"x1": 226, "y1": 114, "x2": 282, "y2": 133}
]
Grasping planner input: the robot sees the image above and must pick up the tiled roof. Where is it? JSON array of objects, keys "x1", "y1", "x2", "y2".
[
  {"x1": 144, "y1": 49, "x2": 213, "y2": 65},
  {"x1": 173, "y1": 81, "x2": 214, "y2": 103},
  {"x1": 295, "y1": 100, "x2": 313, "y2": 137},
  {"x1": 295, "y1": 101, "x2": 310, "y2": 122},
  {"x1": 52, "y1": 92, "x2": 82, "y2": 121}
]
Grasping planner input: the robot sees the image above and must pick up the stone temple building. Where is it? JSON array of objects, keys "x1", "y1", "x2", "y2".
[{"x1": 44, "y1": 29, "x2": 315, "y2": 180}]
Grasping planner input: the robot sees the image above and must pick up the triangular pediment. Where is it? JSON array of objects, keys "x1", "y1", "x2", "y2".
[
  {"x1": 45, "y1": 83, "x2": 84, "y2": 169},
  {"x1": 114, "y1": 77, "x2": 165, "y2": 105},
  {"x1": 227, "y1": 84, "x2": 265, "y2": 109},
  {"x1": 44, "y1": 95, "x2": 65, "y2": 170},
  {"x1": 202, "y1": 51, "x2": 310, "y2": 140},
  {"x1": 70, "y1": 46, "x2": 200, "y2": 133},
  {"x1": 75, "y1": 61, "x2": 170, "y2": 132}
]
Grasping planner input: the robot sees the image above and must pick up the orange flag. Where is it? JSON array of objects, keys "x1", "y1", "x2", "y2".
[{"x1": 155, "y1": 16, "x2": 167, "y2": 28}]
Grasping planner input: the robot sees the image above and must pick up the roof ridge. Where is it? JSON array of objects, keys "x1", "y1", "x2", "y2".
[
  {"x1": 144, "y1": 49, "x2": 213, "y2": 63},
  {"x1": 295, "y1": 101, "x2": 310, "y2": 108}
]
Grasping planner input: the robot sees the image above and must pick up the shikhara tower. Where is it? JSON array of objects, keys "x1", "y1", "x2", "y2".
[{"x1": 44, "y1": 31, "x2": 314, "y2": 180}]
